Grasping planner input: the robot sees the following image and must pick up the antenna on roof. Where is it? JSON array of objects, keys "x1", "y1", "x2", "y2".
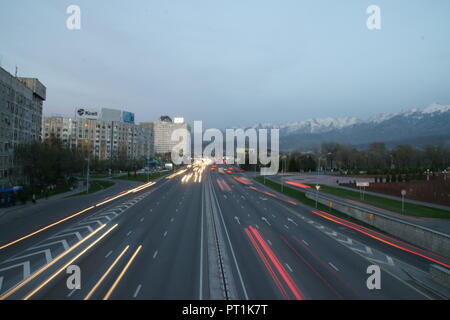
[{"x1": 15, "y1": 65, "x2": 18, "y2": 77}]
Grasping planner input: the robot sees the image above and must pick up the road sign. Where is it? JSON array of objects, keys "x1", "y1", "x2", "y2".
[
  {"x1": 315, "y1": 185, "x2": 321, "y2": 191},
  {"x1": 401, "y1": 190, "x2": 406, "y2": 196},
  {"x1": 356, "y1": 182, "x2": 370, "y2": 187}
]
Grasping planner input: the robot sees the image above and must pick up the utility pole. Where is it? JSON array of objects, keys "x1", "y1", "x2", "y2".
[
  {"x1": 263, "y1": 164, "x2": 266, "y2": 185},
  {"x1": 281, "y1": 156, "x2": 286, "y2": 193},
  {"x1": 281, "y1": 159, "x2": 283, "y2": 192},
  {"x1": 86, "y1": 156, "x2": 90, "y2": 194}
]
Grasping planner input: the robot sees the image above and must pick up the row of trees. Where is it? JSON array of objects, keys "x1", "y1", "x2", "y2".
[
  {"x1": 14, "y1": 136, "x2": 147, "y2": 193},
  {"x1": 281, "y1": 142, "x2": 450, "y2": 175}
]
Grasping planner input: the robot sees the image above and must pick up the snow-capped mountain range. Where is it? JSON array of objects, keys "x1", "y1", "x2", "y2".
[
  {"x1": 250, "y1": 103, "x2": 450, "y2": 137},
  {"x1": 251, "y1": 117, "x2": 361, "y2": 135},
  {"x1": 244, "y1": 103, "x2": 450, "y2": 151}
]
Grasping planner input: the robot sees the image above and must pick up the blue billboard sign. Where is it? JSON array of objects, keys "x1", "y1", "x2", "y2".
[{"x1": 122, "y1": 111, "x2": 135, "y2": 124}]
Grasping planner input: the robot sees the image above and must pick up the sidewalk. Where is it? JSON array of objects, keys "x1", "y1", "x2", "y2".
[
  {"x1": 336, "y1": 185, "x2": 450, "y2": 212},
  {"x1": 323, "y1": 192, "x2": 450, "y2": 235},
  {"x1": 277, "y1": 172, "x2": 450, "y2": 211},
  {"x1": 0, "y1": 185, "x2": 87, "y2": 218}
]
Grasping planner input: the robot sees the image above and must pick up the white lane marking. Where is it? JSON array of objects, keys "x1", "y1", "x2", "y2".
[
  {"x1": 387, "y1": 255, "x2": 394, "y2": 265},
  {"x1": 302, "y1": 240, "x2": 309, "y2": 246},
  {"x1": 67, "y1": 288, "x2": 77, "y2": 298},
  {"x1": 261, "y1": 217, "x2": 271, "y2": 226},
  {"x1": 163, "y1": 231, "x2": 168, "y2": 237},
  {"x1": 105, "y1": 250, "x2": 113, "y2": 258},
  {"x1": 150, "y1": 209, "x2": 153, "y2": 212},
  {"x1": 170, "y1": 218, "x2": 174, "y2": 222},
  {"x1": 272, "y1": 214, "x2": 276, "y2": 218},
  {"x1": 140, "y1": 217, "x2": 144, "y2": 222},
  {"x1": 267, "y1": 240, "x2": 272, "y2": 246},
  {"x1": 199, "y1": 185, "x2": 204, "y2": 300},
  {"x1": 287, "y1": 218, "x2": 298, "y2": 226},
  {"x1": 133, "y1": 284, "x2": 142, "y2": 298},
  {"x1": 0, "y1": 276, "x2": 3, "y2": 292},
  {"x1": 255, "y1": 224, "x2": 260, "y2": 230},
  {"x1": 284, "y1": 225, "x2": 289, "y2": 229},
  {"x1": 285, "y1": 263, "x2": 293, "y2": 273},
  {"x1": 127, "y1": 231, "x2": 132, "y2": 237},
  {"x1": 223, "y1": 195, "x2": 227, "y2": 199},
  {"x1": 328, "y1": 262, "x2": 339, "y2": 272},
  {"x1": 153, "y1": 251, "x2": 158, "y2": 259},
  {"x1": 234, "y1": 216, "x2": 241, "y2": 225},
  {"x1": 367, "y1": 256, "x2": 395, "y2": 266},
  {"x1": 176, "y1": 209, "x2": 178, "y2": 212}
]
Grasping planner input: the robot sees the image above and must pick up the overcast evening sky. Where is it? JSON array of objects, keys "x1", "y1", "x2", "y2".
[{"x1": 1, "y1": 0, "x2": 449, "y2": 128}]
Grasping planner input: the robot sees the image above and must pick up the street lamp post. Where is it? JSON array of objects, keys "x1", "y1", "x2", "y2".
[
  {"x1": 401, "y1": 189, "x2": 406, "y2": 214},
  {"x1": 315, "y1": 184, "x2": 321, "y2": 208},
  {"x1": 443, "y1": 169, "x2": 448, "y2": 181},
  {"x1": 86, "y1": 156, "x2": 90, "y2": 194},
  {"x1": 281, "y1": 156, "x2": 287, "y2": 193}
]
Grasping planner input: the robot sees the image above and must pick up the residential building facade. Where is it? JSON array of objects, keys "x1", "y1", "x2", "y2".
[
  {"x1": 0, "y1": 67, "x2": 46, "y2": 188},
  {"x1": 43, "y1": 110, "x2": 153, "y2": 162}
]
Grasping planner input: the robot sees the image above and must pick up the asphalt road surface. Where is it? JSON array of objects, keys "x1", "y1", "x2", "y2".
[{"x1": 0, "y1": 164, "x2": 449, "y2": 300}]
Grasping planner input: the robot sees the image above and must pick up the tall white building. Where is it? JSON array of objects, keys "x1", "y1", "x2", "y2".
[{"x1": 153, "y1": 116, "x2": 189, "y2": 155}]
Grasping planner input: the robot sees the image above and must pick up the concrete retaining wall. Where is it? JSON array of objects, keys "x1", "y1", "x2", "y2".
[
  {"x1": 430, "y1": 264, "x2": 450, "y2": 289},
  {"x1": 305, "y1": 192, "x2": 450, "y2": 259}
]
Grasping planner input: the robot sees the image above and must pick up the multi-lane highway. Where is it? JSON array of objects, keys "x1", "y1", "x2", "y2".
[{"x1": 0, "y1": 163, "x2": 449, "y2": 300}]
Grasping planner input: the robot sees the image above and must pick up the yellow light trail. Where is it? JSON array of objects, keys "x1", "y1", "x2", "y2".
[
  {"x1": 84, "y1": 245, "x2": 129, "y2": 300},
  {"x1": 0, "y1": 224, "x2": 107, "y2": 300},
  {"x1": 0, "y1": 205, "x2": 95, "y2": 251},
  {"x1": 103, "y1": 245, "x2": 142, "y2": 300},
  {"x1": 0, "y1": 179, "x2": 157, "y2": 250},
  {"x1": 23, "y1": 224, "x2": 118, "y2": 300},
  {"x1": 167, "y1": 169, "x2": 187, "y2": 180}
]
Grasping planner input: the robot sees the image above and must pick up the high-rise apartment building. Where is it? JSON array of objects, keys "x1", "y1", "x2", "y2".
[
  {"x1": 153, "y1": 116, "x2": 189, "y2": 155},
  {"x1": 0, "y1": 67, "x2": 46, "y2": 188}
]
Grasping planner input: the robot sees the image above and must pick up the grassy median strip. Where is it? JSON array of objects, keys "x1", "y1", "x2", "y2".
[
  {"x1": 304, "y1": 184, "x2": 450, "y2": 219},
  {"x1": 115, "y1": 171, "x2": 170, "y2": 182},
  {"x1": 67, "y1": 180, "x2": 115, "y2": 198}
]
